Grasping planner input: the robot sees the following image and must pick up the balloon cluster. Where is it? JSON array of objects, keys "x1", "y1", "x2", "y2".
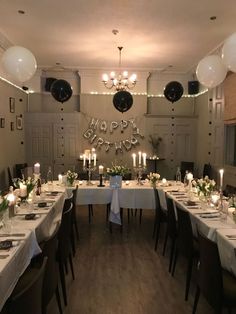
[
  {"x1": 196, "y1": 32, "x2": 236, "y2": 88},
  {"x1": 2, "y1": 46, "x2": 37, "y2": 82},
  {"x1": 164, "y1": 81, "x2": 184, "y2": 103}
]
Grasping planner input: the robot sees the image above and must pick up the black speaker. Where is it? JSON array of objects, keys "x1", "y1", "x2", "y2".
[
  {"x1": 188, "y1": 80, "x2": 199, "y2": 95},
  {"x1": 45, "y1": 77, "x2": 57, "y2": 92}
]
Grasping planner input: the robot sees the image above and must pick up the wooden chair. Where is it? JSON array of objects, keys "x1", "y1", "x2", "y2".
[
  {"x1": 6, "y1": 256, "x2": 48, "y2": 314},
  {"x1": 193, "y1": 232, "x2": 236, "y2": 314},
  {"x1": 172, "y1": 205, "x2": 199, "y2": 301},
  {"x1": 153, "y1": 188, "x2": 167, "y2": 250},
  {"x1": 58, "y1": 202, "x2": 75, "y2": 306},
  {"x1": 162, "y1": 195, "x2": 177, "y2": 272}
]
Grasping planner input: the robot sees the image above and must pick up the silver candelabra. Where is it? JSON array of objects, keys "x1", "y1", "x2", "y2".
[
  {"x1": 133, "y1": 165, "x2": 146, "y2": 185},
  {"x1": 83, "y1": 164, "x2": 96, "y2": 186}
]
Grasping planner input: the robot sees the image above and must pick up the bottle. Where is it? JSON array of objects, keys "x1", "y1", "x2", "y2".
[
  {"x1": 47, "y1": 166, "x2": 53, "y2": 184},
  {"x1": 176, "y1": 167, "x2": 182, "y2": 184},
  {"x1": 36, "y1": 179, "x2": 41, "y2": 196},
  {"x1": 183, "y1": 170, "x2": 188, "y2": 187}
]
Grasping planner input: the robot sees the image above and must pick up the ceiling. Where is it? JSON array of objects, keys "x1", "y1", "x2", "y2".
[{"x1": 0, "y1": 0, "x2": 236, "y2": 73}]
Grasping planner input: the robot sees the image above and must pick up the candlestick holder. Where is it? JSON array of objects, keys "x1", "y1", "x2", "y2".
[
  {"x1": 133, "y1": 165, "x2": 146, "y2": 185},
  {"x1": 83, "y1": 164, "x2": 96, "y2": 186},
  {"x1": 97, "y1": 174, "x2": 105, "y2": 187}
]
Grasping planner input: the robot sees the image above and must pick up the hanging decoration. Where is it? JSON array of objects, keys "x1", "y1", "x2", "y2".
[
  {"x1": 164, "y1": 81, "x2": 184, "y2": 103},
  {"x1": 113, "y1": 91, "x2": 133, "y2": 113},
  {"x1": 50, "y1": 79, "x2": 73, "y2": 103},
  {"x1": 83, "y1": 115, "x2": 144, "y2": 154}
]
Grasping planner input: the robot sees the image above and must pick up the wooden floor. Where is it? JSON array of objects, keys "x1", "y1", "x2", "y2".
[{"x1": 48, "y1": 205, "x2": 217, "y2": 314}]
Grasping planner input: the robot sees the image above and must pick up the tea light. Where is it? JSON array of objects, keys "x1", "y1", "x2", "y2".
[
  {"x1": 219, "y1": 169, "x2": 224, "y2": 190},
  {"x1": 34, "y1": 162, "x2": 40, "y2": 174},
  {"x1": 79, "y1": 180, "x2": 83, "y2": 185},
  {"x1": 162, "y1": 178, "x2": 167, "y2": 185},
  {"x1": 125, "y1": 180, "x2": 130, "y2": 185}
]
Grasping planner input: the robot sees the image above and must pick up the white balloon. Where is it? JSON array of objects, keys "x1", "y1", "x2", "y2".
[
  {"x1": 1, "y1": 46, "x2": 37, "y2": 82},
  {"x1": 196, "y1": 55, "x2": 227, "y2": 88},
  {"x1": 222, "y1": 33, "x2": 236, "y2": 72}
]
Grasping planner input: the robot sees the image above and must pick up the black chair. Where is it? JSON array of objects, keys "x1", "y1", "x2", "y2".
[
  {"x1": 6, "y1": 256, "x2": 47, "y2": 314},
  {"x1": 15, "y1": 163, "x2": 27, "y2": 179},
  {"x1": 203, "y1": 163, "x2": 212, "y2": 178},
  {"x1": 40, "y1": 228, "x2": 63, "y2": 314},
  {"x1": 153, "y1": 188, "x2": 167, "y2": 250},
  {"x1": 172, "y1": 205, "x2": 199, "y2": 301},
  {"x1": 162, "y1": 195, "x2": 178, "y2": 273},
  {"x1": 180, "y1": 161, "x2": 194, "y2": 182},
  {"x1": 223, "y1": 184, "x2": 236, "y2": 197},
  {"x1": 58, "y1": 202, "x2": 75, "y2": 306},
  {"x1": 7, "y1": 167, "x2": 14, "y2": 187},
  {"x1": 193, "y1": 232, "x2": 236, "y2": 314},
  {"x1": 71, "y1": 185, "x2": 79, "y2": 256}
]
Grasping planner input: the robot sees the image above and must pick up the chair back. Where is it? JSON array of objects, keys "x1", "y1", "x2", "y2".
[
  {"x1": 58, "y1": 203, "x2": 73, "y2": 263},
  {"x1": 197, "y1": 232, "x2": 223, "y2": 310},
  {"x1": 7, "y1": 167, "x2": 14, "y2": 187},
  {"x1": 203, "y1": 163, "x2": 212, "y2": 178},
  {"x1": 175, "y1": 205, "x2": 194, "y2": 257},
  {"x1": 63, "y1": 194, "x2": 73, "y2": 212},
  {"x1": 41, "y1": 227, "x2": 60, "y2": 310},
  {"x1": 165, "y1": 195, "x2": 177, "y2": 239},
  {"x1": 8, "y1": 256, "x2": 48, "y2": 314}
]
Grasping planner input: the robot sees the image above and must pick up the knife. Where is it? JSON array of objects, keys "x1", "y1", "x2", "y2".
[{"x1": 0, "y1": 233, "x2": 25, "y2": 237}]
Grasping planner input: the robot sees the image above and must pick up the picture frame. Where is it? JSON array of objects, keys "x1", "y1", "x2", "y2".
[
  {"x1": 10, "y1": 122, "x2": 14, "y2": 131},
  {"x1": 0, "y1": 118, "x2": 5, "y2": 128},
  {"x1": 9, "y1": 97, "x2": 15, "y2": 113},
  {"x1": 16, "y1": 115, "x2": 23, "y2": 130}
]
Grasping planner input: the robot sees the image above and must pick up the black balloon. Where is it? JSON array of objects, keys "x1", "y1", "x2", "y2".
[
  {"x1": 164, "y1": 81, "x2": 184, "y2": 103},
  {"x1": 50, "y1": 79, "x2": 73, "y2": 103},
  {"x1": 113, "y1": 91, "x2": 133, "y2": 113}
]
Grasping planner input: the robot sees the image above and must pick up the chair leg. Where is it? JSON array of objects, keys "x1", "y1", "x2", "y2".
[
  {"x1": 73, "y1": 219, "x2": 79, "y2": 240},
  {"x1": 88, "y1": 204, "x2": 92, "y2": 223},
  {"x1": 139, "y1": 209, "x2": 142, "y2": 224},
  {"x1": 171, "y1": 248, "x2": 178, "y2": 277},
  {"x1": 154, "y1": 222, "x2": 161, "y2": 251},
  {"x1": 55, "y1": 284, "x2": 63, "y2": 314},
  {"x1": 71, "y1": 228, "x2": 76, "y2": 257},
  {"x1": 120, "y1": 208, "x2": 123, "y2": 233},
  {"x1": 127, "y1": 208, "x2": 130, "y2": 224},
  {"x1": 162, "y1": 227, "x2": 168, "y2": 256},
  {"x1": 192, "y1": 286, "x2": 200, "y2": 314},
  {"x1": 169, "y1": 238, "x2": 175, "y2": 273},
  {"x1": 59, "y1": 261, "x2": 67, "y2": 306},
  {"x1": 185, "y1": 257, "x2": 193, "y2": 301},
  {"x1": 152, "y1": 212, "x2": 157, "y2": 238},
  {"x1": 106, "y1": 204, "x2": 110, "y2": 222},
  {"x1": 69, "y1": 253, "x2": 75, "y2": 280},
  {"x1": 109, "y1": 222, "x2": 112, "y2": 234}
]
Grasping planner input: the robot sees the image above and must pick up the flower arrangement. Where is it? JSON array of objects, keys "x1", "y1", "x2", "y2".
[
  {"x1": 13, "y1": 177, "x2": 36, "y2": 198},
  {"x1": 192, "y1": 176, "x2": 216, "y2": 197},
  {"x1": 147, "y1": 172, "x2": 161, "y2": 186},
  {"x1": 106, "y1": 164, "x2": 129, "y2": 177},
  {"x1": 0, "y1": 193, "x2": 9, "y2": 214},
  {"x1": 66, "y1": 170, "x2": 78, "y2": 185}
]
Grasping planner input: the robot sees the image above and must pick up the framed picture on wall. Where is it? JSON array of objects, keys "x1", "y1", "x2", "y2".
[
  {"x1": 9, "y1": 97, "x2": 15, "y2": 113},
  {"x1": 10, "y1": 122, "x2": 14, "y2": 131},
  {"x1": 0, "y1": 118, "x2": 5, "y2": 128},
  {"x1": 16, "y1": 115, "x2": 23, "y2": 130}
]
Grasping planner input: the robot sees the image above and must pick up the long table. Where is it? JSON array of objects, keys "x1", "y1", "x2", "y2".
[{"x1": 0, "y1": 190, "x2": 65, "y2": 311}]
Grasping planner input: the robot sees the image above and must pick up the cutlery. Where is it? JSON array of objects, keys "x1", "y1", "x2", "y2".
[
  {"x1": 0, "y1": 255, "x2": 9, "y2": 259},
  {"x1": 0, "y1": 233, "x2": 25, "y2": 237}
]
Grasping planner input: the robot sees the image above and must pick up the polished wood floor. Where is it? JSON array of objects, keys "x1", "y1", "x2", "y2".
[{"x1": 48, "y1": 205, "x2": 216, "y2": 314}]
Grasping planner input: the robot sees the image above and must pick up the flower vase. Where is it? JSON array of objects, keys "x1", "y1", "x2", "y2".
[
  {"x1": 110, "y1": 175, "x2": 122, "y2": 188},
  {"x1": 150, "y1": 181, "x2": 157, "y2": 188},
  {"x1": 67, "y1": 180, "x2": 74, "y2": 187}
]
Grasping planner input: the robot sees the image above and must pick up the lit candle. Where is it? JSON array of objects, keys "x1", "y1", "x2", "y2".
[
  {"x1": 132, "y1": 153, "x2": 136, "y2": 167},
  {"x1": 19, "y1": 183, "x2": 27, "y2": 197},
  {"x1": 58, "y1": 174, "x2": 62, "y2": 183},
  {"x1": 138, "y1": 151, "x2": 142, "y2": 165},
  {"x1": 83, "y1": 154, "x2": 86, "y2": 167},
  {"x1": 143, "y1": 153, "x2": 147, "y2": 166},
  {"x1": 187, "y1": 172, "x2": 193, "y2": 181},
  {"x1": 93, "y1": 153, "x2": 97, "y2": 166},
  {"x1": 99, "y1": 165, "x2": 104, "y2": 174},
  {"x1": 219, "y1": 169, "x2": 224, "y2": 190},
  {"x1": 7, "y1": 191, "x2": 15, "y2": 205},
  {"x1": 162, "y1": 178, "x2": 167, "y2": 185},
  {"x1": 34, "y1": 162, "x2": 40, "y2": 174},
  {"x1": 88, "y1": 153, "x2": 91, "y2": 165}
]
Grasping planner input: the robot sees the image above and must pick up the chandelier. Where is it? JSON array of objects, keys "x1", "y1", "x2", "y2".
[{"x1": 102, "y1": 47, "x2": 137, "y2": 92}]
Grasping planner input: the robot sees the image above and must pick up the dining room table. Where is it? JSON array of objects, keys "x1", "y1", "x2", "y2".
[{"x1": 0, "y1": 188, "x2": 66, "y2": 311}]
